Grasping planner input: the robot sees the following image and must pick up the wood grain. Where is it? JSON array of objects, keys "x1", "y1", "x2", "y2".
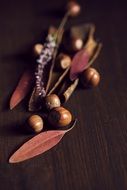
[{"x1": 0, "y1": 0, "x2": 127, "y2": 189}]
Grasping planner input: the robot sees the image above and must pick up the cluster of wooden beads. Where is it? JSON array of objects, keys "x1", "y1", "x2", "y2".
[
  {"x1": 28, "y1": 94, "x2": 73, "y2": 133},
  {"x1": 29, "y1": 1, "x2": 100, "y2": 133},
  {"x1": 28, "y1": 68, "x2": 100, "y2": 133}
]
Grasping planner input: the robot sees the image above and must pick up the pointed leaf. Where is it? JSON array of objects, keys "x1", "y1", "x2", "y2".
[
  {"x1": 69, "y1": 25, "x2": 102, "y2": 81},
  {"x1": 70, "y1": 49, "x2": 89, "y2": 81},
  {"x1": 10, "y1": 70, "x2": 34, "y2": 109},
  {"x1": 9, "y1": 120, "x2": 77, "y2": 163}
]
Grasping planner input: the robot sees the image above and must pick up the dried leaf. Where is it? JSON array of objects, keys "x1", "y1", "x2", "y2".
[
  {"x1": 70, "y1": 27, "x2": 102, "y2": 81},
  {"x1": 9, "y1": 120, "x2": 77, "y2": 163},
  {"x1": 28, "y1": 88, "x2": 42, "y2": 112},
  {"x1": 47, "y1": 67, "x2": 70, "y2": 95},
  {"x1": 60, "y1": 78, "x2": 79, "y2": 103},
  {"x1": 88, "y1": 43, "x2": 102, "y2": 66},
  {"x1": 70, "y1": 49, "x2": 90, "y2": 81},
  {"x1": 10, "y1": 70, "x2": 34, "y2": 110}
]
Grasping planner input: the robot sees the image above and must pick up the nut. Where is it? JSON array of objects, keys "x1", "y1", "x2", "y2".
[
  {"x1": 45, "y1": 94, "x2": 61, "y2": 110},
  {"x1": 48, "y1": 106, "x2": 72, "y2": 128},
  {"x1": 80, "y1": 67, "x2": 100, "y2": 88},
  {"x1": 56, "y1": 53, "x2": 71, "y2": 70},
  {"x1": 28, "y1": 115, "x2": 44, "y2": 133},
  {"x1": 71, "y1": 38, "x2": 83, "y2": 52},
  {"x1": 33, "y1": 44, "x2": 43, "y2": 56},
  {"x1": 67, "y1": 1, "x2": 81, "y2": 17}
]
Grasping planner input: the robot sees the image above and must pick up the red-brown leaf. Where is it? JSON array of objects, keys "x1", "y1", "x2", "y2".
[
  {"x1": 10, "y1": 70, "x2": 34, "y2": 110},
  {"x1": 70, "y1": 49, "x2": 90, "y2": 81},
  {"x1": 9, "y1": 120, "x2": 77, "y2": 163}
]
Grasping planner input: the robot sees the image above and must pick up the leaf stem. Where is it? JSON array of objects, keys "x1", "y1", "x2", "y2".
[{"x1": 46, "y1": 12, "x2": 70, "y2": 93}]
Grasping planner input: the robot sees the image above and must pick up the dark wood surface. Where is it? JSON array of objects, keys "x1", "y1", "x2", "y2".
[{"x1": 0, "y1": 0, "x2": 127, "y2": 189}]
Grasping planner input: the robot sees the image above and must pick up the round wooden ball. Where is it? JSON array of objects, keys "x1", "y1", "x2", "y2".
[
  {"x1": 71, "y1": 38, "x2": 83, "y2": 52},
  {"x1": 48, "y1": 107, "x2": 72, "y2": 128},
  {"x1": 28, "y1": 115, "x2": 44, "y2": 133},
  {"x1": 80, "y1": 67, "x2": 100, "y2": 88},
  {"x1": 56, "y1": 53, "x2": 71, "y2": 70},
  {"x1": 33, "y1": 44, "x2": 43, "y2": 56},
  {"x1": 45, "y1": 94, "x2": 61, "y2": 110},
  {"x1": 67, "y1": 1, "x2": 81, "y2": 17}
]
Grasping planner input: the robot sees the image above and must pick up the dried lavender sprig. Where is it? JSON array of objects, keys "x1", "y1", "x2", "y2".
[
  {"x1": 35, "y1": 12, "x2": 70, "y2": 97},
  {"x1": 35, "y1": 34, "x2": 56, "y2": 97}
]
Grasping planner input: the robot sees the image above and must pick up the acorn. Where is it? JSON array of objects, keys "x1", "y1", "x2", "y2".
[
  {"x1": 48, "y1": 106, "x2": 72, "y2": 128},
  {"x1": 56, "y1": 53, "x2": 71, "y2": 70},
  {"x1": 71, "y1": 37, "x2": 83, "y2": 52},
  {"x1": 33, "y1": 43, "x2": 43, "y2": 56},
  {"x1": 45, "y1": 94, "x2": 61, "y2": 110},
  {"x1": 28, "y1": 115, "x2": 44, "y2": 133},
  {"x1": 67, "y1": 1, "x2": 81, "y2": 17},
  {"x1": 80, "y1": 67, "x2": 100, "y2": 88}
]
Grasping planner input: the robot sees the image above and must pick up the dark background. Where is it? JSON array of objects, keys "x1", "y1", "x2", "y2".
[{"x1": 0, "y1": 0, "x2": 127, "y2": 189}]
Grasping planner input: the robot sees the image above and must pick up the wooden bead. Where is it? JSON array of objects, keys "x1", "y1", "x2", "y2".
[
  {"x1": 33, "y1": 44, "x2": 43, "y2": 56},
  {"x1": 71, "y1": 38, "x2": 83, "y2": 51},
  {"x1": 28, "y1": 115, "x2": 44, "y2": 133},
  {"x1": 67, "y1": 1, "x2": 81, "y2": 17},
  {"x1": 48, "y1": 107, "x2": 72, "y2": 128},
  {"x1": 45, "y1": 94, "x2": 61, "y2": 110},
  {"x1": 80, "y1": 67, "x2": 100, "y2": 88},
  {"x1": 56, "y1": 53, "x2": 71, "y2": 70}
]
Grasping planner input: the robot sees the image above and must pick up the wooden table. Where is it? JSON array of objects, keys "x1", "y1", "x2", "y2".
[{"x1": 0, "y1": 0, "x2": 127, "y2": 189}]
